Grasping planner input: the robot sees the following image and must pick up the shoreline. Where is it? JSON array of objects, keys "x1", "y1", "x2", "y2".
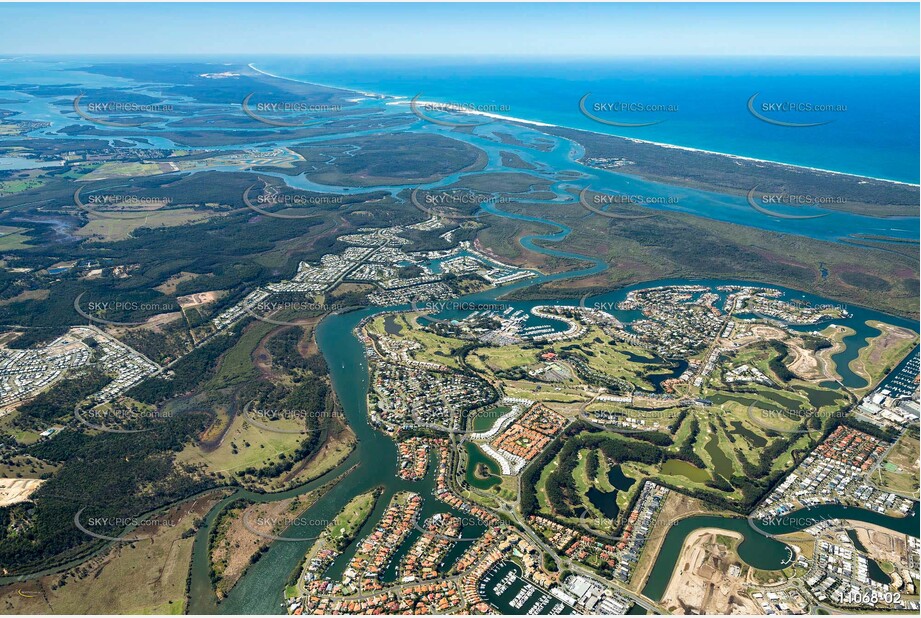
[
  {"x1": 384, "y1": 99, "x2": 556, "y2": 128},
  {"x1": 247, "y1": 62, "x2": 376, "y2": 98},
  {"x1": 606, "y1": 134, "x2": 919, "y2": 188},
  {"x1": 248, "y1": 62, "x2": 919, "y2": 188}
]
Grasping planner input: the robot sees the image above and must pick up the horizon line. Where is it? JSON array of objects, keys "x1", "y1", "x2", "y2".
[{"x1": 3, "y1": 53, "x2": 919, "y2": 59}]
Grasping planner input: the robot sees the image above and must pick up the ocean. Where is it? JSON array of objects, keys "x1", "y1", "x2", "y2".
[{"x1": 254, "y1": 56, "x2": 920, "y2": 184}]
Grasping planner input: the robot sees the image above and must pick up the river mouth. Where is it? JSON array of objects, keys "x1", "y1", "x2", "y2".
[{"x1": 0, "y1": 57, "x2": 917, "y2": 616}]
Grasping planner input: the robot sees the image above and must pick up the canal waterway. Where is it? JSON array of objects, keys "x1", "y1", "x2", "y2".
[
  {"x1": 181, "y1": 184, "x2": 917, "y2": 614},
  {"x1": 0, "y1": 59, "x2": 916, "y2": 614},
  {"x1": 195, "y1": 267, "x2": 917, "y2": 615},
  {"x1": 641, "y1": 506, "x2": 920, "y2": 602},
  {"x1": 201, "y1": 274, "x2": 918, "y2": 613}
]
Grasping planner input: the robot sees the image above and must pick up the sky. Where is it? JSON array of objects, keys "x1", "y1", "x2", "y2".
[{"x1": 0, "y1": 2, "x2": 918, "y2": 58}]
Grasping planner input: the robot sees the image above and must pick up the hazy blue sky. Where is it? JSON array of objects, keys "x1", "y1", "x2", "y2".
[{"x1": 1, "y1": 3, "x2": 918, "y2": 57}]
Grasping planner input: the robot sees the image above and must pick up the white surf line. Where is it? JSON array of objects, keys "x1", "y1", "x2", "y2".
[
  {"x1": 247, "y1": 62, "x2": 376, "y2": 97},
  {"x1": 386, "y1": 99, "x2": 555, "y2": 127},
  {"x1": 248, "y1": 62, "x2": 918, "y2": 188},
  {"x1": 613, "y1": 136, "x2": 920, "y2": 188}
]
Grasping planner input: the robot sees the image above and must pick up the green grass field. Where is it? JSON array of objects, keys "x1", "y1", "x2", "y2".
[
  {"x1": 176, "y1": 409, "x2": 305, "y2": 482},
  {"x1": 327, "y1": 487, "x2": 381, "y2": 549},
  {"x1": 0, "y1": 179, "x2": 45, "y2": 194},
  {"x1": 551, "y1": 327, "x2": 667, "y2": 390},
  {"x1": 75, "y1": 208, "x2": 220, "y2": 242},
  {"x1": 0, "y1": 226, "x2": 32, "y2": 250},
  {"x1": 850, "y1": 321, "x2": 919, "y2": 394},
  {"x1": 367, "y1": 312, "x2": 468, "y2": 369},
  {"x1": 468, "y1": 345, "x2": 539, "y2": 372},
  {"x1": 877, "y1": 432, "x2": 921, "y2": 496},
  {"x1": 205, "y1": 319, "x2": 277, "y2": 390}
]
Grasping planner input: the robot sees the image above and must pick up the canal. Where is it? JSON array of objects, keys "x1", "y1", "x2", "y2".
[
  {"x1": 641, "y1": 505, "x2": 920, "y2": 602},
  {"x1": 182, "y1": 202, "x2": 917, "y2": 614}
]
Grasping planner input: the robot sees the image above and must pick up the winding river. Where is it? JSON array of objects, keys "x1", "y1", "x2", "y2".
[
  {"x1": 0, "y1": 60, "x2": 916, "y2": 614},
  {"x1": 34, "y1": 65, "x2": 907, "y2": 614},
  {"x1": 192, "y1": 228, "x2": 608, "y2": 613},
  {"x1": 185, "y1": 253, "x2": 917, "y2": 614}
]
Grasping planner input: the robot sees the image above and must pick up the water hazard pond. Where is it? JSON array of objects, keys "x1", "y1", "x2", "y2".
[
  {"x1": 182, "y1": 271, "x2": 917, "y2": 613},
  {"x1": 197, "y1": 285, "x2": 916, "y2": 614},
  {"x1": 586, "y1": 464, "x2": 635, "y2": 521},
  {"x1": 466, "y1": 442, "x2": 502, "y2": 490}
]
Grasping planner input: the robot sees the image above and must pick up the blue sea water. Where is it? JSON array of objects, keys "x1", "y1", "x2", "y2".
[
  {"x1": 255, "y1": 56, "x2": 920, "y2": 184},
  {"x1": 0, "y1": 57, "x2": 915, "y2": 243}
]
